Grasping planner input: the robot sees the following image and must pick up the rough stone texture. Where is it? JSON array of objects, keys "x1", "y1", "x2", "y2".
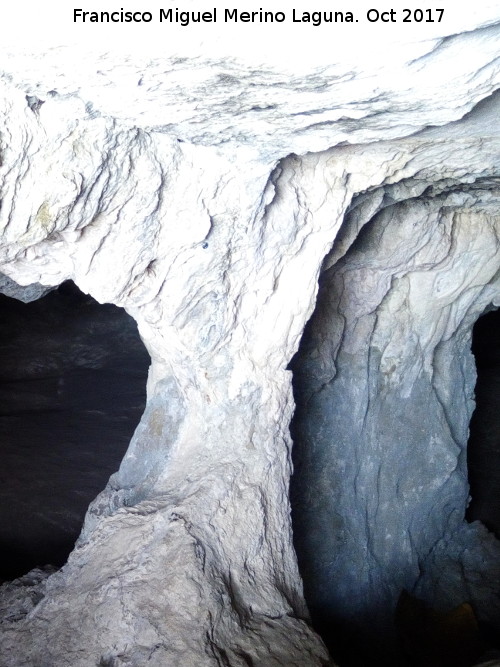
[
  {"x1": 0, "y1": 13, "x2": 499, "y2": 667},
  {"x1": 0, "y1": 272, "x2": 52, "y2": 302},
  {"x1": 291, "y1": 97, "x2": 500, "y2": 662}
]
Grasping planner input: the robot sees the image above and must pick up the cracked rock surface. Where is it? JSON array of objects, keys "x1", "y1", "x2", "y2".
[{"x1": 0, "y1": 14, "x2": 499, "y2": 667}]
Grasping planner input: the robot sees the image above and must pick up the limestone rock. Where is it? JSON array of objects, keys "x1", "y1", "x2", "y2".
[
  {"x1": 0, "y1": 272, "x2": 52, "y2": 302},
  {"x1": 0, "y1": 11, "x2": 499, "y2": 667},
  {"x1": 291, "y1": 95, "x2": 500, "y2": 661}
]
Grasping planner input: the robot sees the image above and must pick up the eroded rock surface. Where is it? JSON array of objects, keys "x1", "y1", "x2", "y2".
[
  {"x1": 291, "y1": 98, "x2": 500, "y2": 663},
  {"x1": 0, "y1": 15, "x2": 499, "y2": 667}
]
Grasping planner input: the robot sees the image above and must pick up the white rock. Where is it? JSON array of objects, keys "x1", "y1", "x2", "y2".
[{"x1": 0, "y1": 11, "x2": 499, "y2": 665}]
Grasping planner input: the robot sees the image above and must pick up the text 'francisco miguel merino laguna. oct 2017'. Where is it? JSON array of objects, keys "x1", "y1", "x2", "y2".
[{"x1": 73, "y1": 7, "x2": 445, "y2": 26}]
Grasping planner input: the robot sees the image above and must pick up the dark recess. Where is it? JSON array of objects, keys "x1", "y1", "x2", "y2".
[
  {"x1": 0, "y1": 281, "x2": 150, "y2": 581},
  {"x1": 467, "y1": 307, "x2": 500, "y2": 537},
  {"x1": 290, "y1": 303, "x2": 500, "y2": 666}
]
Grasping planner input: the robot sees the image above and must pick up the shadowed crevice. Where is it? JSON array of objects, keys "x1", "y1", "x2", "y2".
[
  {"x1": 466, "y1": 308, "x2": 500, "y2": 537},
  {"x1": 0, "y1": 281, "x2": 150, "y2": 581}
]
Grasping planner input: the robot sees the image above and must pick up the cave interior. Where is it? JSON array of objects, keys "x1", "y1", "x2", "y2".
[
  {"x1": 0, "y1": 104, "x2": 499, "y2": 667},
  {"x1": 0, "y1": 280, "x2": 150, "y2": 581}
]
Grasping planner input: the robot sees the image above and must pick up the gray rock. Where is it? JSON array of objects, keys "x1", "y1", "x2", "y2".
[
  {"x1": 291, "y1": 97, "x2": 500, "y2": 661},
  {"x1": 0, "y1": 273, "x2": 53, "y2": 302}
]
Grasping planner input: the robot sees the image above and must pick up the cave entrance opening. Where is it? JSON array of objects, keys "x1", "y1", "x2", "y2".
[
  {"x1": 466, "y1": 307, "x2": 500, "y2": 537},
  {"x1": 0, "y1": 280, "x2": 150, "y2": 582}
]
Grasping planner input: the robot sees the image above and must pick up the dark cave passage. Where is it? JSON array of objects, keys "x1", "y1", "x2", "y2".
[
  {"x1": 0, "y1": 281, "x2": 150, "y2": 581},
  {"x1": 290, "y1": 305, "x2": 500, "y2": 667},
  {"x1": 288, "y1": 205, "x2": 500, "y2": 667},
  {"x1": 466, "y1": 307, "x2": 500, "y2": 537}
]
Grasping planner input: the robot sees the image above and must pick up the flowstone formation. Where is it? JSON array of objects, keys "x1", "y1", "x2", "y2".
[{"x1": 0, "y1": 15, "x2": 499, "y2": 667}]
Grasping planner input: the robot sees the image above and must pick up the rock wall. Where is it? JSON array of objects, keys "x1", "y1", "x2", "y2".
[
  {"x1": 291, "y1": 97, "x2": 500, "y2": 662},
  {"x1": 0, "y1": 17, "x2": 499, "y2": 667}
]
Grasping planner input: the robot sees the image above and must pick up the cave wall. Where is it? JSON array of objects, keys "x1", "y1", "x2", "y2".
[
  {"x1": 291, "y1": 125, "x2": 500, "y2": 658},
  {"x1": 0, "y1": 19, "x2": 499, "y2": 667}
]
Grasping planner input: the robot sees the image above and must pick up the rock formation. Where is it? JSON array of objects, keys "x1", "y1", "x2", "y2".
[
  {"x1": 0, "y1": 13, "x2": 499, "y2": 666},
  {"x1": 291, "y1": 100, "x2": 500, "y2": 663}
]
